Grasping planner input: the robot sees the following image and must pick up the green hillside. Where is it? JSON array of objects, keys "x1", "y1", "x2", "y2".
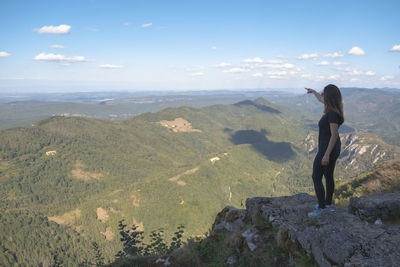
[
  {"x1": 335, "y1": 158, "x2": 400, "y2": 205},
  {"x1": 0, "y1": 98, "x2": 398, "y2": 265}
]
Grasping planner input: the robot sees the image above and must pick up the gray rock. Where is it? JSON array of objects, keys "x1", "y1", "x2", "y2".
[
  {"x1": 155, "y1": 256, "x2": 171, "y2": 266},
  {"x1": 349, "y1": 191, "x2": 400, "y2": 222},
  {"x1": 212, "y1": 206, "x2": 247, "y2": 233},
  {"x1": 212, "y1": 192, "x2": 400, "y2": 267},
  {"x1": 226, "y1": 256, "x2": 237, "y2": 265},
  {"x1": 246, "y1": 197, "x2": 271, "y2": 224},
  {"x1": 241, "y1": 226, "x2": 261, "y2": 251}
]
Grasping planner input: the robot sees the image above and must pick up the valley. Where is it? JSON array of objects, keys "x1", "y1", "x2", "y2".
[{"x1": 0, "y1": 90, "x2": 399, "y2": 265}]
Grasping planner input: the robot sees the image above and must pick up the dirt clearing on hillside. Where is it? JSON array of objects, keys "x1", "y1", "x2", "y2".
[
  {"x1": 159, "y1": 118, "x2": 202, "y2": 132},
  {"x1": 96, "y1": 207, "x2": 110, "y2": 222},
  {"x1": 48, "y1": 208, "x2": 81, "y2": 232},
  {"x1": 0, "y1": 161, "x2": 9, "y2": 166},
  {"x1": 133, "y1": 218, "x2": 144, "y2": 231},
  {"x1": 101, "y1": 227, "x2": 115, "y2": 240},
  {"x1": 71, "y1": 161, "x2": 104, "y2": 181}
]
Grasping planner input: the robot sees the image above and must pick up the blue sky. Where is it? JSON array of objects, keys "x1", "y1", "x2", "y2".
[{"x1": 0, "y1": 0, "x2": 399, "y2": 92}]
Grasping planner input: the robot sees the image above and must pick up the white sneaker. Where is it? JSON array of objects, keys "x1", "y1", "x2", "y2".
[
  {"x1": 308, "y1": 207, "x2": 326, "y2": 218},
  {"x1": 326, "y1": 204, "x2": 335, "y2": 212},
  {"x1": 314, "y1": 204, "x2": 335, "y2": 212}
]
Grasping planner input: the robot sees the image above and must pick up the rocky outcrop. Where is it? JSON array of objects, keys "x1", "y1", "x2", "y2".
[
  {"x1": 302, "y1": 132, "x2": 400, "y2": 181},
  {"x1": 349, "y1": 191, "x2": 400, "y2": 222},
  {"x1": 211, "y1": 192, "x2": 400, "y2": 267}
]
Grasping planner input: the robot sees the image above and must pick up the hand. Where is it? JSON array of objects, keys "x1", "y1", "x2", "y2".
[
  {"x1": 305, "y1": 88, "x2": 314, "y2": 94},
  {"x1": 321, "y1": 154, "x2": 329, "y2": 166}
]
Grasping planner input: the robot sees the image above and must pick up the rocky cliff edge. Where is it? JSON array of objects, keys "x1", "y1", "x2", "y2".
[{"x1": 212, "y1": 191, "x2": 400, "y2": 267}]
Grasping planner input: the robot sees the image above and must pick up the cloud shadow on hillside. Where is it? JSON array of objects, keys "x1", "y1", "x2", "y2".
[
  {"x1": 230, "y1": 129, "x2": 295, "y2": 163},
  {"x1": 234, "y1": 100, "x2": 281, "y2": 114}
]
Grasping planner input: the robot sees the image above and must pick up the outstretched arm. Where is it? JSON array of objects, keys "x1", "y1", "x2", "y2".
[{"x1": 305, "y1": 88, "x2": 324, "y2": 103}]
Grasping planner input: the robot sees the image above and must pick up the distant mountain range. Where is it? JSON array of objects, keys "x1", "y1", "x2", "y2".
[
  {"x1": 0, "y1": 96, "x2": 398, "y2": 265},
  {"x1": 1, "y1": 87, "x2": 399, "y2": 147}
]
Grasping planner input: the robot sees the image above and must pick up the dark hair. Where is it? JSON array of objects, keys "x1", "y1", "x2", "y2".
[{"x1": 323, "y1": 84, "x2": 344, "y2": 125}]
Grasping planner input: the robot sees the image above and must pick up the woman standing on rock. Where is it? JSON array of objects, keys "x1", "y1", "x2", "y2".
[{"x1": 306, "y1": 84, "x2": 344, "y2": 218}]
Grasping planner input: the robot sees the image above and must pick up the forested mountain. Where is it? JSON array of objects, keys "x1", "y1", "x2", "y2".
[
  {"x1": 3, "y1": 87, "x2": 399, "y2": 145},
  {"x1": 0, "y1": 98, "x2": 398, "y2": 265},
  {"x1": 0, "y1": 94, "x2": 250, "y2": 131}
]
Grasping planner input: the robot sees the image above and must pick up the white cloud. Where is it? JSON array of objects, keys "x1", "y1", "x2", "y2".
[
  {"x1": 300, "y1": 74, "x2": 326, "y2": 82},
  {"x1": 186, "y1": 65, "x2": 204, "y2": 71},
  {"x1": 211, "y1": 46, "x2": 217, "y2": 50},
  {"x1": 215, "y1": 62, "x2": 231, "y2": 68},
  {"x1": 243, "y1": 57, "x2": 263, "y2": 63},
  {"x1": 99, "y1": 64, "x2": 123, "y2": 69},
  {"x1": 87, "y1": 27, "x2": 100, "y2": 32},
  {"x1": 191, "y1": 72, "x2": 204, "y2": 76},
  {"x1": 50, "y1": 44, "x2": 65, "y2": 49},
  {"x1": 333, "y1": 61, "x2": 348, "y2": 66},
  {"x1": 283, "y1": 63, "x2": 295, "y2": 69},
  {"x1": 316, "y1": 61, "x2": 330, "y2": 66},
  {"x1": 269, "y1": 75, "x2": 286, "y2": 79},
  {"x1": 241, "y1": 63, "x2": 255, "y2": 69},
  {"x1": 259, "y1": 63, "x2": 295, "y2": 69},
  {"x1": 0, "y1": 51, "x2": 11, "y2": 57},
  {"x1": 34, "y1": 24, "x2": 71, "y2": 34},
  {"x1": 348, "y1": 46, "x2": 365, "y2": 55},
  {"x1": 347, "y1": 68, "x2": 364, "y2": 75},
  {"x1": 323, "y1": 52, "x2": 344, "y2": 58},
  {"x1": 298, "y1": 53, "x2": 319, "y2": 60},
  {"x1": 328, "y1": 74, "x2": 340, "y2": 80},
  {"x1": 365, "y1": 71, "x2": 376, "y2": 76},
  {"x1": 389, "y1": 45, "x2": 400, "y2": 52},
  {"x1": 223, "y1": 67, "x2": 250, "y2": 73},
  {"x1": 142, "y1": 23, "x2": 152, "y2": 28},
  {"x1": 300, "y1": 73, "x2": 312, "y2": 78},
  {"x1": 264, "y1": 59, "x2": 283, "y2": 64},
  {"x1": 252, "y1": 73, "x2": 263, "y2": 77},
  {"x1": 298, "y1": 51, "x2": 343, "y2": 60},
  {"x1": 33, "y1": 53, "x2": 85, "y2": 63},
  {"x1": 380, "y1": 75, "x2": 394, "y2": 81},
  {"x1": 339, "y1": 68, "x2": 377, "y2": 77},
  {"x1": 266, "y1": 70, "x2": 287, "y2": 75},
  {"x1": 123, "y1": 22, "x2": 131, "y2": 26}
]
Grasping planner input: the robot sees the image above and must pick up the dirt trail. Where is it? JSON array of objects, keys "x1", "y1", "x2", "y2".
[
  {"x1": 168, "y1": 167, "x2": 199, "y2": 186},
  {"x1": 130, "y1": 194, "x2": 140, "y2": 207}
]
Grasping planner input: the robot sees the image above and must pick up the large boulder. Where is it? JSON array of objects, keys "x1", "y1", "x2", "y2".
[{"x1": 349, "y1": 191, "x2": 400, "y2": 222}]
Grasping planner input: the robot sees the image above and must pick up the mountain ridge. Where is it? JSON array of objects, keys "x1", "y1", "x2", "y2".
[{"x1": 0, "y1": 98, "x2": 398, "y2": 265}]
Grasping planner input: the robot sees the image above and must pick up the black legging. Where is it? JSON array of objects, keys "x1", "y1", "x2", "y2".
[{"x1": 312, "y1": 140, "x2": 341, "y2": 208}]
